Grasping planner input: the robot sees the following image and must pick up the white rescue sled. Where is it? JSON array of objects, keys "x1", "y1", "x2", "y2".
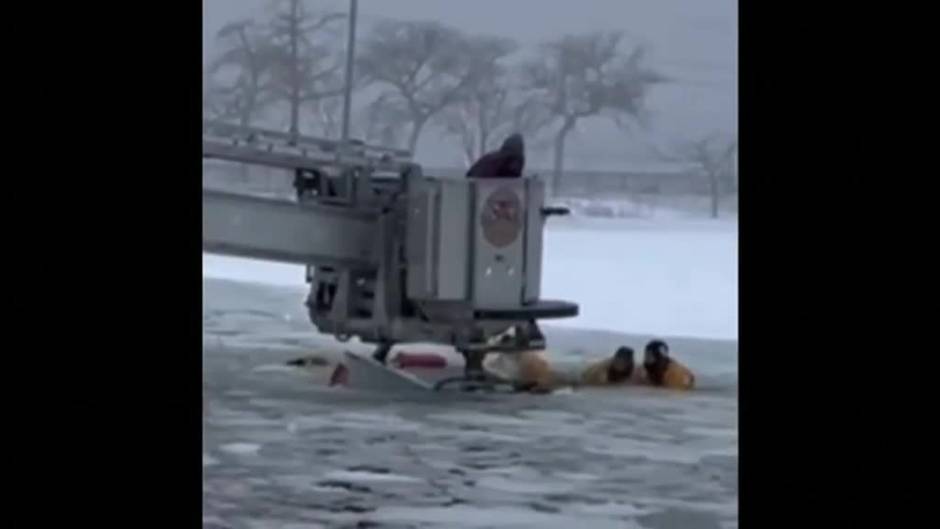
[
  {"x1": 340, "y1": 351, "x2": 518, "y2": 393},
  {"x1": 342, "y1": 351, "x2": 435, "y2": 393}
]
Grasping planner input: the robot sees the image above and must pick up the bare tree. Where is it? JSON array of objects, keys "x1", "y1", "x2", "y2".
[
  {"x1": 668, "y1": 134, "x2": 737, "y2": 218},
  {"x1": 357, "y1": 20, "x2": 487, "y2": 153},
  {"x1": 434, "y1": 36, "x2": 518, "y2": 165},
  {"x1": 266, "y1": 0, "x2": 346, "y2": 139},
  {"x1": 206, "y1": 20, "x2": 276, "y2": 127},
  {"x1": 203, "y1": 72, "x2": 261, "y2": 182},
  {"x1": 435, "y1": 36, "x2": 557, "y2": 167},
  {"x1": 203, "y1": 75, "x2": 230, "y2": 121},
  {"x1": 361, "y1": 93, "x2": 412, "y2": 149},
  {"x1": 309, "y1": 96, "x2": 344, "y2": 139},
  {"x1": 520, "y1": 32, "x2": 668, "y2": 193}
]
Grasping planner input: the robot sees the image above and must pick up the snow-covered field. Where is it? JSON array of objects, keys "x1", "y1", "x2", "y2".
[{"x1": 203, "y1": 216, "x2": 738, "y2": 340}]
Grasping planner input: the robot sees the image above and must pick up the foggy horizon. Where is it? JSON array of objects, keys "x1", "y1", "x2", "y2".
[{"x1": 203, "y1": 0, "x2": 737, "y2": 170}]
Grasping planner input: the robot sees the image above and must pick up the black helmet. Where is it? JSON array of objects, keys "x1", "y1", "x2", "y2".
[
  {"x1": 608, "y1": 346, "x2": 636, "y2": 382},
  {"x1": 614, "y1": 346, "x2": 635, "y2": 362},
  {"x1": 644, "y1": 339, "x2": 669, "y2": 358}
]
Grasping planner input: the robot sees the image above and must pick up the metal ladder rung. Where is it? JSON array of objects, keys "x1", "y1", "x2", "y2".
[{"x1": 202, "y1": 120, "x2": 411, "y2": 161}]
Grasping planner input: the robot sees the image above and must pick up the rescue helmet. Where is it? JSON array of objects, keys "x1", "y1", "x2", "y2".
[
  {"x1": 614, "y1": 346, "x2": 635, "y2": 362},
  {"x1": 644, "y1": 339, "x2": 669, "y2": 362}
]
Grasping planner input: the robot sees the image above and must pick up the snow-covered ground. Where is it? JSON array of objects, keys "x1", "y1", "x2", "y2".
[
  {"x1": 553, "y1": 195, "x2": 738, "y2": 222},
  {"x1": 542, "y1": 216, "x2": 737, "y2": 340},
  {"x1": 203, "y1": 216, "x2": 737, "y2": 340}
]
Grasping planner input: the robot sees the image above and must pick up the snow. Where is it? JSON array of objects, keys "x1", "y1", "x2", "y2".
[
  {"x1": 543, "y1": 217, "x2": 737, "y2": 339},
  {"x1": 554, "y1": 196, "x2": 735, "y2": 221},
  {"x1": 321, "y1": 470, "x2": 424, "y2": 484},
  {"x1": 203, "y1": 217, "x2": 737, "y2": 340},
  {"x1": 326, "y1": 411, "x2": 427, "y2": 433},
  {"x1": 250, "y1": 363, "x2": 302, "y2": 374},
  {"x1": 370, "y1": 505, "x2": 641, "y2": 529},
  {"x1": 201, "y1": 257, "x2": 304, "y2": 289},
  {"x1": 477, "y1": 475, "x2": 578, "y2": 494},
  {"x1": 219, "y1": 442, "x2": 261, "y2": 455},
  {"x1": 582, "y1": 437, "x2": 730, "y2": 464},
  {"x1": 203, "y1": 278, "x2": 738, "y2": 528}
]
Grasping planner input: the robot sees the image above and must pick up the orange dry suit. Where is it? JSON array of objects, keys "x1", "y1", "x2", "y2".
[
  {"x1": 579, "y1": 357, "x2": 643, "y2": 386},
  {"x1": 581, "y1": 357, "x2": 695, "y2": 390},
  {"x1": 642, "y1": 358, "x2": 695, "y2": 390},
  {"x1": 484, "y1": 350, "x2": 557, "y2": 392}
]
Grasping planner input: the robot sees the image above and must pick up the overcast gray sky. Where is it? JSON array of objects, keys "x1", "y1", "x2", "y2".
[{"x1": 203, "y1": 0, "x2": 737, "y2": 170}]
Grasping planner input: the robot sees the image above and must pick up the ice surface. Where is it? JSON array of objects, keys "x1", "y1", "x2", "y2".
[
  {"x1": 370, "y1": 505, "x2": 642, "y2": 529},
  {"x1": 321, "y1": 469, "x2": 424, "y2": 484},
  {"x1": 219, "y1": 442, "x2": 261, "y2": 455},
  {"x1": 477, "y1": 475, "x2": 578, "y2": 494},
  {"x1": 202, "y1": 250, "x2": 738, "y2": 528},
  {"x1": 543, "y1": 218, "x2": 737, "y2": 340},
  {"x1": 203, "y1": 217, "x2": 737, "y2": 340},
  {"x1": 250, "y1": 363, "x2": 304, "y2": 374},
  {"x1": 327, "y1": 411, "x2": 427, "y2": 432},
  {"x1": 569, "y1": 501, "x2": 651, "y2": 517},
  {"x1": 583, "y1": 437, "x2": 720, "y2": 464},
  {"x1": 202, "y1": 256, "x2": 304, "y2": 289}
]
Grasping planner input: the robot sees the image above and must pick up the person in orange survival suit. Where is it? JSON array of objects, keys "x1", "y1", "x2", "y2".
[
  {"x1": 641, "y1": 339, "x2": 695, "y2": 390},
  {"x1": 485, "y1": 326, "x2": 559, "y2": 393},
  {"x1": 579, "y1": 346, "x2": 642, "y2": 386},
  {"x1": 484, "y1": 335, "x2": 695, "y2": 392}
]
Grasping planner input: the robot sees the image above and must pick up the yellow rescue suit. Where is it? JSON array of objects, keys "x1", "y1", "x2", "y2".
[
  {"x1": 511, "y1": 350, "x2": 557, "y2": 391},
  {"x1": 654, "y1": 359, "x2": 695, "y2": 390},
  {"x1": 580, "y1": 357, "x2": 695, "y2": 390},
  {"x1": 487, "y1": 351, "x2": 695, "y2": 391},
  {"x1": 484, "y1": 350, "x2": 557, "y2": 392},
  {"x1": 579, "y1": 357, "x2": 643, "y2": 386}
]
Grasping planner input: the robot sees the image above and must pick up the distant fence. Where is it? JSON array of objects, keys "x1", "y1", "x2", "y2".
[
  {"x1": 553, "y1": 169, "x2": 708, "y2": 196},
  {"x1": 203, "y1": 160, "x2": 713, "y2": 199},
  {"x1": 203, "y1": 161, "x2": 295, "y2": 199},
  {"x1": 426, "y1": 166, "x2": 710, "y2": 197}
]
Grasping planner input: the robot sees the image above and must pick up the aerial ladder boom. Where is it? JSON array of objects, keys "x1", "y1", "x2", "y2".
[
  {"x1": 201, "y1": 120, "x2": 577, "y2": 388},
  {"x1": 203, "y1": 190, "x2": 376, "y2": 268}
]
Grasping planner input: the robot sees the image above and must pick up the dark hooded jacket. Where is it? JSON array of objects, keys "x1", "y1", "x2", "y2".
[{"x1": 466, "y1": 134, "x2": 526, "y2": 178}]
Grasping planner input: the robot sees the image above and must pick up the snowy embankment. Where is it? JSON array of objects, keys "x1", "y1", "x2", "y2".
[
  {"x1": 554, "y1": 195, "x2": 738, "y2": 221},
  {"x1": 203, "y1": 216, "x2": 737, "y2": 341}
]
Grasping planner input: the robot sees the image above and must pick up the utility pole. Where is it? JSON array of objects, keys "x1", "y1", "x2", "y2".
[{"x1": 340, "y1": 0, "x2": 358, "y2": 145}]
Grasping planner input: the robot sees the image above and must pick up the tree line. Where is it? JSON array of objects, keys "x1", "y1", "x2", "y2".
[{"x1": 203, "y1": 0, "x2": 671, "y2": 192}]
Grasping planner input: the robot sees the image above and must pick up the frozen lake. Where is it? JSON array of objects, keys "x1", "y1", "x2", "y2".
[
  {"x1": 202, "y1": 218, "x2": 737, "y2": 528},
  {"x1": 203, "y1": 278, "x2": 737, "y2": 529},
  {"x1": 203, "y1": 216, "x2": 738, "y2": 340}
]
